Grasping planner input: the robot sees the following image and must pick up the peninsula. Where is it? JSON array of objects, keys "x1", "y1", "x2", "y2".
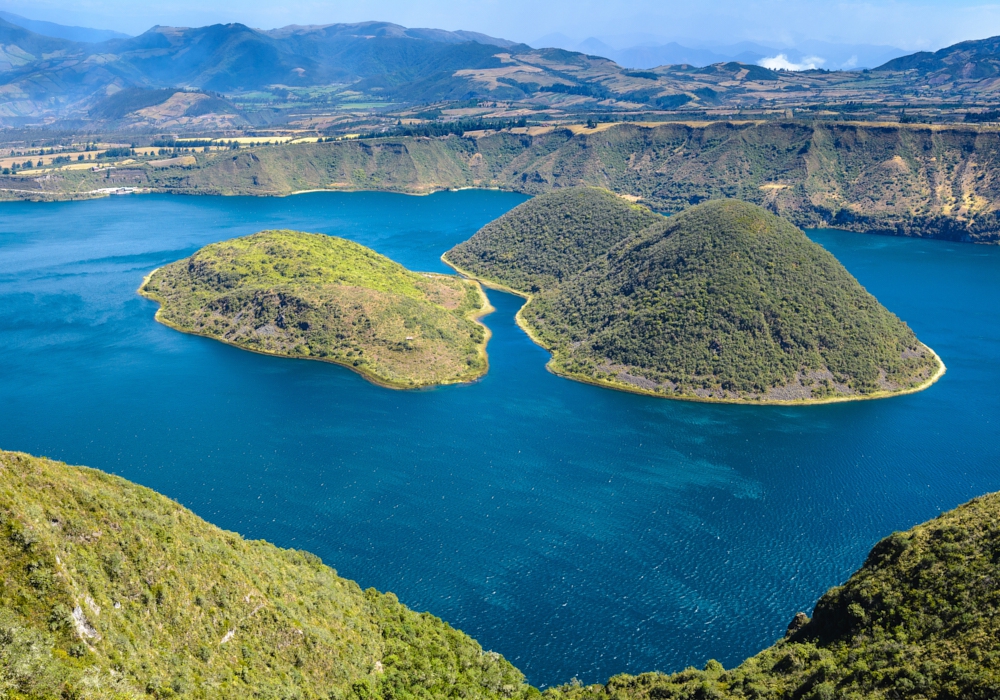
[
  {"x1": 140, "y1": 230, "x2": 490, "y2": 389},
  {"x1": 446, "y1": 190, "x2": 943, "y2": 403}
]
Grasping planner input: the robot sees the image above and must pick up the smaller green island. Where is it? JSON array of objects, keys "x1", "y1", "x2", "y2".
[
  {"x1": 445, "y1": 188, "x2": 944, "y2": 404},
  {"x1": 140, "y1": 230, "x2": 491, "y2": 389}
]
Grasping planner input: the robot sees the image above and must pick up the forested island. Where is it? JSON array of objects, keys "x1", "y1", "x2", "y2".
[
  {"x1": 140, "y1": 230, "x2": 491, "y2": 389},
  {"x1": 4, "y1": 449, "x2": 1000, "y2": 699},
  {"x1": 446, "y1": 188, "x2": 943, "y2": 403}
]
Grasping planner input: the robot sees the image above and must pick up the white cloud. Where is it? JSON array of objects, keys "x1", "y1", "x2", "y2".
[{"x1": 758, "y1": 53, "x2": 826, "y2": 71}]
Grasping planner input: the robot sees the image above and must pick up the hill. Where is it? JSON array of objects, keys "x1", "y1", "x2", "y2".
[
  {"x1": 443, "y1": 188, "x2": 662, "y2": 292},
  {"x1": 454, "y1": 195, "x2": 941, "y2": 402},
  {"x1": 139, "y1": 230, "x2": 490, "y2": 389},
  {"x1": 546, "y1": 488, "x2": 1000, "y2": 699},
  {"x1": 878, "y1": 35, "x2": 1000, "y2": 81},
  {"x1": 0, "y1": 450, "x2": 533, "y2": 699}
]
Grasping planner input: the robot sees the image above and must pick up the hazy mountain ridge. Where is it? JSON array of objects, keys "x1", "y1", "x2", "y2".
[
  {"x1": 2, "y1": 14, "x2": 1000, "y2": 126},
  {"x1": 0, "y1": 10, "x2": 129, "y2": 43}
]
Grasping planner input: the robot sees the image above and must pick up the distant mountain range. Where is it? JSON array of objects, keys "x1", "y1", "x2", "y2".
[
  {"x1": 533, "y1": 33, "x2": 908, "y2": 70},
  {"x1": 2, "y1": 11, "x2": 1000, "y2": 128},
  {"x1": 0, "y1": 10, "x2": 129, "y2": 43}
]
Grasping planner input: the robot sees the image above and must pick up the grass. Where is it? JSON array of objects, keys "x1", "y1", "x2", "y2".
[{"x1": 139, "y1": 230, "x2": 492, "y2": 389}]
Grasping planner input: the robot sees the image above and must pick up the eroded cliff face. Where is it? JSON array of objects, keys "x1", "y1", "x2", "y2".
[{"x1": 9, "y1": 121, "x2": 1000, "y2": 242}]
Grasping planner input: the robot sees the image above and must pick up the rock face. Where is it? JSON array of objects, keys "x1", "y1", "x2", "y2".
[
  {"x1": 785, "y1": 612, "x2": 810, "y2": 638},
  {"x1": 141, "y1": 230, "x2": 491, "y2": 389},
  {"x1": 449, "y1": 191, "x2": 942, "y2": 403}
]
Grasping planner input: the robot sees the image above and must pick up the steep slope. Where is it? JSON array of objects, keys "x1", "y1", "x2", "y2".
[
  {"x1": 0, "y1": 450, "x2": 533, "y2": 699},
  {"x1": 140, "y1": 231, "x2": 490, "y2": 389},
  {"x1": 546, "y1": 489, "x2": 1000, "y2": 699},
  {"x1": 488, "y1": 197, "x2": 941, "y2": 402},
  {"x1": 443, "y1": 188, "x2": 662, "y2": 292},
  {"x1": 39, "y1": 121, "x2": 998, "y2": 244}
]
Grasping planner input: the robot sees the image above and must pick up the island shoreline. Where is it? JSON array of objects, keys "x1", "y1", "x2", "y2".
[
  {"x1": 441, "y1": 254, "x2": 947, "y2": 406},
  {"x1": 138, "y1": 268, "x2": 494, "y2": 391}
]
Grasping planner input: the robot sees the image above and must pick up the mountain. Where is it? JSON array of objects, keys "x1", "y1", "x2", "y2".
[
  {"x1": 450, "y1": 193, "x2": 941, "y2": 402},
  {"x1": 878, "y1": 34, "x2": 1000, "y2": 82},
  {"x1": 549, "y1": 488, "x2": 1000, "y2": 698},
  {"x1": 0, "y1": 19, "x2": 528, "y2": 121},
  {"x1": 0, "y1": 449, "x2": 532, "y2": 699},
  {"x1": 0, "y1": 10, "x2": 129, "y2": 43},
  {"x1": 0, "y1": 16, "x2": 986, "y2": 126},
  {"x1": 444, "y1": 187, "x2": 662, "y2": 292},
  {"x1": 140, "y1": 230, "x2": 490, "y2": 389}
]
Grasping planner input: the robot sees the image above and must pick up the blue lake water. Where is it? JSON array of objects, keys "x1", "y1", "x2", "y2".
[{"x1": 1, "y1": 190, "x2": 999, "y2": 687}]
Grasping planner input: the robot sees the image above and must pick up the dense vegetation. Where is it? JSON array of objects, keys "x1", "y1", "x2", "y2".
[
  {"x1": 544, "y1": 489, "x2": 1000, "y2": 699},
  {"x1": 444, "y1": 188, "x2": 662, "y2": 292},
  {"x1": 140, "y1": 231, "x2": 490, "y2": 388},
  {"x1": 7, "y1": 447, "x2": 1000, "y2": 699},
  {"x1": 0, "y1": 450, "x2": 534, "y2": 699},
  {"x1": 31, "y1": 121, "x2": 1000, "y2": 244},
  {"x1": 450, "y1": 191, "x2": 940, "y2": 402}
]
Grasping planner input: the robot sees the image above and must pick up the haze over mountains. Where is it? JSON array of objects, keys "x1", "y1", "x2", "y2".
[
  {"x1": 0, "y1": 10, "x2": 130, "y2": 43},
  {"x1": 531, "y1": 33, "x2": 908, "y2": 70},
  {"x1": 4, "y1": 9, "x2": 1000, "y2": 129}
]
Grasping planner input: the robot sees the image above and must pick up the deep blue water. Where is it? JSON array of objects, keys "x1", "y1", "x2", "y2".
[{"x1": 1, "y1": 191, "x2": 998, "y2": 687}]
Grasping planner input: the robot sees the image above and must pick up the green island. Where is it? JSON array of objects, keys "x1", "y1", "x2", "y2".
[
  {"x1": 445, "y1": 189, "x2": 943, "y2": 403},
  {"x1": 139, "y1": 230, "x2": 491, "y2": 389},
  {"x1": 6, "y1": 449, "x2": 1000, "y2": 699}
]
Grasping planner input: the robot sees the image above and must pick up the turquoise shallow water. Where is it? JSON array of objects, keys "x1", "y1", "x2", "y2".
[{"x1": 1, "y1": 191, "x2": 998, "y2": 687}]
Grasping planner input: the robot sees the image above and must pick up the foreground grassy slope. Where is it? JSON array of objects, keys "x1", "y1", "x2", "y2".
[
  {"x1": 0, "y1": 451, "x2": 533, "y2": 700},
  {"x1": 545, "y1": 490, "x2": 1000, "y2": 699},
  {"x1": 443, "y1": 188, "x2": 662, "y2": 292},
  {"x1": 140, "y1": 231, "x2": 489, "y2": 389},
  {"x1": 456, "y1": 194, "x2": 940, "y2": 402},
  {"x1": 18, "y1": 121, "x2": 1000, "y2": 243}
]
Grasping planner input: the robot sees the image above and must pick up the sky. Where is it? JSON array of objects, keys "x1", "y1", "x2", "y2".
[{"x1": 2, "y1": 0, "x2": 999, "y2": 51}]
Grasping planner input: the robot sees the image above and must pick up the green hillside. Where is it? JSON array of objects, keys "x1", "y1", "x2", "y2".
[
  {"x1": 545, "y1": 489, "x2": 1000, "y2": 699},
  {"x1": 27, "y1": 121, "x2": 1000, "y2": 244},
  {"x1": 0, "y1": 450, "x2": 533, "y2": 700},
  {"x1": 463, "y1": 195, "x2": 941, "y2": 402},
  {"x1": 6, "y1": 446, "x2": 1000, "y2": 700},
  {"x1": 443, "y1": 188, "x2": 662, "y2": 293},
  {"x1": 140, "y1": 230, "x2": 490, "y2": 389}
]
